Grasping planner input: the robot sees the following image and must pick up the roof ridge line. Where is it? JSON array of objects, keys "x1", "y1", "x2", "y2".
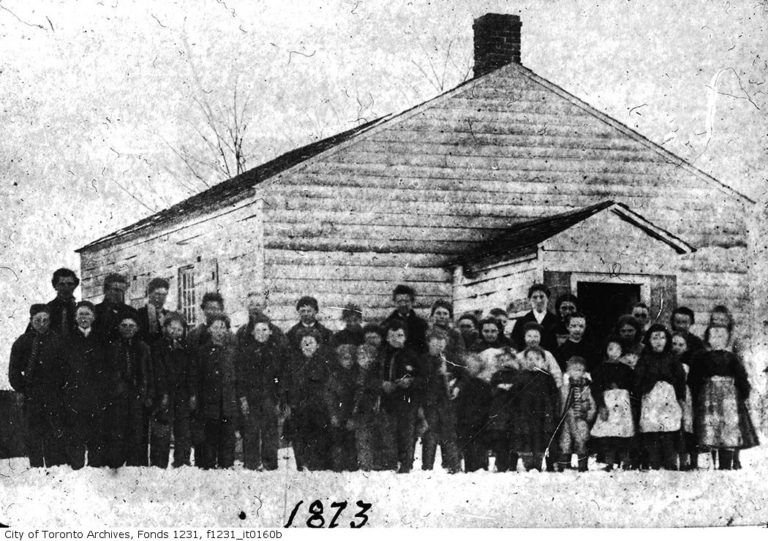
[{"x1": 504, "y1": 63, "x2": 755, "y2": 205}]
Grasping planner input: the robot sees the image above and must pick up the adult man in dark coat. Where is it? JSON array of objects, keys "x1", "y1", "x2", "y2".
[
  {"x1": 37, "y1": 268, "x2": 80, "y2": 339},
  {"x1": 510, "y1": 284, "x2": 560, "y2": 353},
  {"x1": 63, "y1": 301, "x2": 111, "y2": 468},
  {"x1": 136, "y1": 277, "x2": 170, "y2": 345},
  {"x1": 9, "y1": 304, "x2": 67, "y2": 467},
  {"x1": 285, "y1": 296, "x2": 333, "y2": 351},
  {"x1": 383, "y1": 284, "x2": 429, "y2": 355},
  {"x1": 93, "y1": 273, "x2": 139, "y2": 347}
]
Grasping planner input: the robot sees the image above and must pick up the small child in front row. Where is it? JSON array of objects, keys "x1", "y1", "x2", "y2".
[
  {"x1": 420, "y1": 328, "x2": 461, "y2": 473},
  {"x1": 351, "y1": 344, "x2": 386, "y2": 471},
  {"x1": 325, "y1": 344, "x2": 359, "y2": 472},
  {"x1": 558, "y1": 356, "x2": 596, "y2": 471},
  {"x1": 590, "y1": 337, "x2": 635, "y2": 470},
  {"x1": 489, "y1": 347, "x2": 560, "y2": 472},
  {"x1": 455, "y1": 353, "x2": 492, "y2": 472}
]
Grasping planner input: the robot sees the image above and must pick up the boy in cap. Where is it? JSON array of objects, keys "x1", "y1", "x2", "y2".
[{"x1": 9, "y1": 304, "x2": 67, "y2": 467}]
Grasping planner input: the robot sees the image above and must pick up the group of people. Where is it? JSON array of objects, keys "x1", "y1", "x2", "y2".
[{"x1": 7, "y1": 269, "x2": 759, "y2": 473}]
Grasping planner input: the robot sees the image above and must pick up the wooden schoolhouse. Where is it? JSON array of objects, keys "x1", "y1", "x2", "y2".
[{"x1": 77, "y1": 13, "x2": 753, "y2": 341}]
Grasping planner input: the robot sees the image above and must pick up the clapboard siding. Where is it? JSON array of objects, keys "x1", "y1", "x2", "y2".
[
  {"x1": 453, "y1": 256, "x2": 540, "y2": 316},
  {"x1": 280, "y1": 171, "x2": 720, "y2": 199},
  {"x1": 369, "y1": 129, "x2": 649, "y2": 151},
  {"x1": 79, "y1": 60, "x2": 751, "y2": 350},
  {"x1": 270, "y1": 185, "x2": 724, "y2": 217},
  {"x1": 346, "y1": 140, "x2": 660, "y2": 163},
  {"x1": 80, "y1": 199, "x2": 264, "y2": 327},
  {"x1": 300, "y1": 162, "x2": 703, "y2": 190}
]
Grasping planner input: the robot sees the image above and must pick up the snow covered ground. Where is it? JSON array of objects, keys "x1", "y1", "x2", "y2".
[{"x1": 1, "y1": 444, "x2": 768, "y2": 528}]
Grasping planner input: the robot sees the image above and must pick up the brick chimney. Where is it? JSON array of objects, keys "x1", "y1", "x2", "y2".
[{"x1": 473, "y1": 13, "x2": 522, "y2": 77}]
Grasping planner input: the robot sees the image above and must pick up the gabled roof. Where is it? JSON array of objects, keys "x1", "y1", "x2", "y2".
[
  {"x1": 76, "y1": 116, "x2": 389, "y2": 252},
  {"x1": 78, "y1": 58, "x2": 753, "y2": 253},
  {"x1": 449, "y1": 200, "x2": 697, "y2": 271}
]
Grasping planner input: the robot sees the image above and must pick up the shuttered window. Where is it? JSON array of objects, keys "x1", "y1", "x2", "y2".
[{"x1": 178, "y1": 265, "x2": 196, "y2": 325}]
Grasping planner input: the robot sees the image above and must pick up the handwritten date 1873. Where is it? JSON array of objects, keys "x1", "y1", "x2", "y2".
[{"x1": 284, "y1": 500, "x2": 372, "y2": 528}]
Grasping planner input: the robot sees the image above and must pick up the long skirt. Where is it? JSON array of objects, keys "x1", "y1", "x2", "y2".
[{"x1": 696, "y1": 376, "x2": 741, "y2": 449}]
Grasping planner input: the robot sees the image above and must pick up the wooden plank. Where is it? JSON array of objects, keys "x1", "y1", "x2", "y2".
[
  {"x1": 265, "y1": 263, "x2": 450, "y2": 282},
  {"x1": 265, "y1": 249, "x2": 450, "y2": 268},
  {"x1": 326, "y1": 150, "x2": 669, "y2": 172},
  {"x1": 431, "y1": 96, "x2": 596, "y2": 115},
  {"x1": 271, "y1": 184, "x2": 717, "y2": 215},
  {"x1": 407, "y1": 107, "x2": 602, "y2": 127},
  {"x1": 460, "y1": 262, "x2": 539, "y2": 288},
  {"x1": 264, "y1": 237, "x2": 481, "y2": 255},
  {"x1": 266, "y1": 291, "x2": 450, "y2": 311},
  {"x1": 457, "y1": 269, "x2": 539, "y2": 298},
  {"x1": 370, "y1": 128, "x2": 648, "y2": 151},
  {"x1": 283, "y1": 171, "x2": 717, "y2": 199},
  {"x1": 266, "y1": 278, "x2": 449, "y2": 297},
  {"x1": 397, "y1": 116, "x2": 618, "y2": 138},
  {"x1": 345, "y1": 140, "x2": 659, "y2": 163},
  {"x1": 304, "y1": 161, "x2": 701, "y2": 188}
]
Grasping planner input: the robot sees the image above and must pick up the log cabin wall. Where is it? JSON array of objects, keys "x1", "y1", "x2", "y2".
[{"x1": 258, "y1": 62, "x2": 749, "y2": 333}]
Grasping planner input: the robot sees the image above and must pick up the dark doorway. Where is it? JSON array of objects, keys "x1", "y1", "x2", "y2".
[{"x1": 577, "y1": 282, "x2": 641, "y2": 342}]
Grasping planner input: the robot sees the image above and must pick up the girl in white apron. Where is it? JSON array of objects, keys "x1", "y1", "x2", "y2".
[
  {"x1": 590, "y1": 336, "x2": 635, "y2": 471},
  {"x1": 634, "y1": 324, "x2": 687, "y2": 470},
  {"x1": 688, "y1": 325, "x2": 752, "y2": 470}
]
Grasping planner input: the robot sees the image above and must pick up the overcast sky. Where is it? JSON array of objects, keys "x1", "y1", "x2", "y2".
[{"x1": 1, "y1": 0, "x2": 766, "y2": 386}]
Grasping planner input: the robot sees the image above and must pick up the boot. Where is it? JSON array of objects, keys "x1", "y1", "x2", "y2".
[{"x1": 577, "y1": 454, "x2": 589, "y2": 472}]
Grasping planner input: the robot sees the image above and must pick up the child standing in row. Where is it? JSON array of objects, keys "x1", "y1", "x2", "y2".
[
  {"x1": 688, "y1": 325, "x2": 752, "y2": 470},
  {"x1": 671, "y1": 332, "x2": 696, "y2": 470},
  {"x1": 454, "y1": 353, "x2": 492, "y2": 472},
  {"x1": 420, "y1": 329, "x2": 461, "y2": 473},
  {"x1": 558, "y1": 356, "x2": 596, "y2": 472},
  {"x1": 352, "y1": 344, "x2": 386, "y2": 471},
  {"x1": 489, "y1": 347, "x2": 560, "y2": 472},
  {"x1": 590, "y1": 336, "x2": 635, "y2": 470},
  {"x1": 325, "y1": 344, "x2": 359, "y2": 472},
  {"x1": 378, "y1": 320, "x2": 424, "y2": 473},
  {"x1": 635, "y1": 324, "x2": 686, "y2": 470}
]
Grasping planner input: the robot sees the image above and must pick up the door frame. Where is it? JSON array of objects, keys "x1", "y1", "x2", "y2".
[{"x1": 570, "y1": 272, "x2": 652, "y2": 305}]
